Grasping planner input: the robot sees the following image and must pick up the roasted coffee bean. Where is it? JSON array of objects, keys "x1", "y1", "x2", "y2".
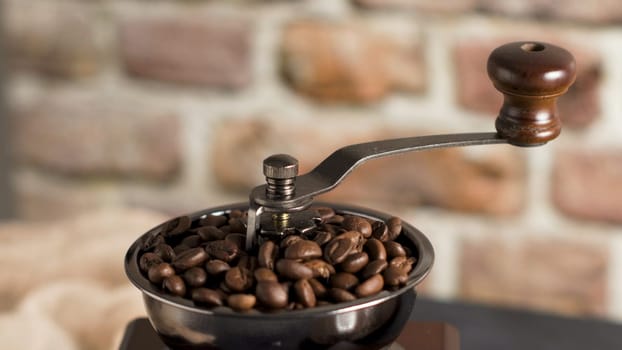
[
  {"x1": 200, "y1": 214, "x2": 228, "y2": 228},
  {"x1": 365, "y1": 239, "x2": 387, "y2": 261},
  {"x1": 387, "y1": 217, "x2": 402, "y2": 240},
  {"x1": 226, "y1": 233, "x2": 246, "y2": 251},
  {"x1": 308, "y1": 278, "x2": 328, "y2": 298},
  {"x1": 164, "y1": 215, "x2": 192, "y2": 237},
  {"x1": 148, "y1": 263, "x2": 175, "y2": 284},
  {"x1": 340, "y1": 252, "x2": 369, "y2": 273},
  {"x1": 285, "y1": 240, "x2": 322, "y2": 260},
  {"x1": 173, "y1": 244, "x2": 191, "y2": 255},
  {"x1": 326, "y1": 215, "x2": 344, "y2": 225},
  {"x1": 355, "y1": 274, "x2": 384, "y2": 298},
  {"x1": 389, "y1": 256, "x2": 416, "y2": 273},
  {"x1": 313, "y1": 231, "x2": 333, "y2": 246},
  {"x1": 140, "y1": 252, "x2": 163, "y2": 272},
  {"x1": 197, "y1": 226, "x2": 227, "y2": 241},
  {"x1": 237, "y1": 254, "x2": 257, "y2": 272},
  {"x1": 205, "y1": 259, "x2": 230, "y2": 275},
  {"x1": 254, "y1": 267, "x2": 278, "y2": 282},
  {"x1": 383, "y1": 266, "x2": 408, "y2": 286},
  {"x1": 228, "y1": 218, "x2": 246, "y2": 234},
  {"x1": 229, "y1": 209, "x2": 244, "y2": 219},
  {"x1": 276, "y1": 259, "x2": 314, "y2": 280},
  {"x1": 181, "y1": 235, "x2": 202, "y2": 248},
  {"x1": 340, "y1": 231, "x2": 365, "y2": 253},
  {"x1": 163, "y1": 275, "x2": 186, "y2": 297},
  {"x1": 314, "y1": 207, "x2": 335, "y2": 222},
  {"x1": 384, "y1": 241, "x2": 407, "y2": 258},
  {"x1": 343, "y1": 215, "x2": 372, "y2": 238},
  {"x1": 304, "y1": 259, "x2": 336, "y2": 279},
  {"x1": 183, "y1": 267, "x2": 208, "y2": 287},
  {"x1": 192, "y1": 288, "x2": 224, "y2": 306},
  {"x1": 329, "y1": 288, "x2": 356, "y2": 302},
  {"x1": 143, "y1": 234, "x2": 165, "y2": 251},
  {"x1": 324, "y1": 237, "x2": 355, "y2": 265},
  {"x1": 371, "y1": 221, "x2": 389, "y2": 242},
  {"x1": 330, "y1": 272, "x2": 359, "y2": 290},
  {"x1": 228, "y1": 294, "x2": 256, "y2": 311},
  {"x1": 256, "y1": 281, "x2": 288, "y2": 309},
  {"x1": 361, "y1": 259, "x2": 388, "y2": 280},
  {"x1": 205, "y1": 240, "x2": 239, "y2": 263},
  {"x1": 154, "y1": 244, "x2": 175, "y2": 262},
  {"x1": 224, "y1": 267, "x2": 253, "y2": 292},
  {"x1": 173, "y1": 247, "x2": 209, "y2": 271},
  {"x1": 294, "y1": 279, "x2": 317, "y2": 308},
  {"x1": 258, "y1": 240, "x2": 278, "y2": 270},
  {"x1": 280, "y1": 235, "x2": 303, "y2": 249}
]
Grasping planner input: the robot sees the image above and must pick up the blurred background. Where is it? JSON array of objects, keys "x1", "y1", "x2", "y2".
[{"x1": 0, "y1": 0, "x2": 621, "y2": 349}]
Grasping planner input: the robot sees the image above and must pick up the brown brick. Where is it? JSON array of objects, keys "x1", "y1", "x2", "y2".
[
  {"x1": 10, "y1": 92, "x2": 181, "y2": 180},
  {"x1": 120, "y1": 16, "x2": 251, "y2": 87},
  {"x1": 280, "y1": 20, "x2": 425, "y2": 103},
  {"x1": 4, "y1": 0, "x2": 102, "y2": 78},
  {"x1": 479, "y1": 0, "x2": 622, "y2": 24},
  {"x1": 210, "y1": 118, "x2": 525, "y2": 215},
  {"x1": 454, "y1": 38, "x2": 602, "y2": 129},
  {"x1": 553, "y1": 149, "x2": 622, "y2": 224},
  {"x1": 460, "y1": 236, "x2": 608, "y2": 316},
  {"x1": 353, "y1": 0, "x2": 478, "y2": 13}
]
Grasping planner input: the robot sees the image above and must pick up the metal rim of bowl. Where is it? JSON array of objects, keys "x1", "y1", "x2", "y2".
[{"x1": 125, "y1": 202, "x2": 434, "y2": 319}]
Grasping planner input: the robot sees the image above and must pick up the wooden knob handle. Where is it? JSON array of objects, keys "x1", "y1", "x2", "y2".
[{"x1": 487, "y1": 41, "x2": 576, "y2": 146}]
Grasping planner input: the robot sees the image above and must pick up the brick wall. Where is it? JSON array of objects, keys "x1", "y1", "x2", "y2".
[{"x1": 4, "y1": 0, "x2": 622, "y2": 319}]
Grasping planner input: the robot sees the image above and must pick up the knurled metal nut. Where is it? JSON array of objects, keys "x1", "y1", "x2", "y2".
[{"x1": 263, "y1": 154, "x2": 299, "y2": 179}]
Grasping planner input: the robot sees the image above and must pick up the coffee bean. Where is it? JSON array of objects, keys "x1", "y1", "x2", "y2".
[
  {"x1": 192, "y1": 288, "x2": 224, "y2": 306},
  {"x1": 181, "y1": 235, "x2": 202, "y2": 248},
  {"x1": 324, "y1": 237, "x2": 355, "y2": 265},
  {"x1": 143, "y1": 234, "x2": 165, "y2": 251},
  {"x1": 313, "y1": 231, "x2": 333, "y2": 246},
  {"x1": 340, "y1": 231, "x2": 365, "y2": 253},
  {"x1": 314, "y1": 207, "x2": 335, "y2": 222},
  {"x1": 371, "y1": 221, "x2": 389, "y2": 242},
  {"x1": 224, "y1": 267, "x2": 253, "y2": 292},
  {"x1": 285, "y1": 240, "x2": 322, "y2": 260},
  {"x1": 280, "y1": 235, "x2": 303, "y2": 249},
  {"x1": 148, "y1": 263, "x2": 175, "y2": 284},
  {"x1": 343, "y1": 215, "x2": 372, "y2": 238},
  {"x1": 340, "y1": 252, "x2": 369, "y2": 273},
  {"x1": 326, "y1": 215, "x2": 344, "y2": 225},
  {"x1": 276, "y1": 259, "x2": 314, "y2": 280},
  {"x1": 164, "y1": 215, "x2": 192, "y2": 238},
  {"x1": 140, "y1": 252, "x2": 163, "y2": 272},
  {"x1": 256, "y1": 281, "x2": 288, "y2": 309},
  {"x1": 197, "y1": 226, "x2": 227, "y2": 241},
  {"x1": 228, "y1": 294, "x2": 256, "y2": 311},
  {"x1": 205, "y1": 260, "x2": 230, "y2": 276},
  {"x1": 163, "y1": 275, "x2": 186, "y2": 297},
  {"x1": 303, "y1": 259, "x2": 336, "y2": 279},
  {"x1": 229, "y1": 209, "x2": 244, "y2": 219},
  {"x1": 205, "y1": 240, "x2": 239, "y2": 263},
  {"x1": 329, "y1": 288, "x2": 356, "y2": 302},
  {"x1": 173, "y1": 247, "x2": 209, "y2": 271},
  {"x1": 183, "y1": 267, "x2": 207, "y2": 288},
  {"x1": 258, "y1": 240, "x2": 278, "y2": 270},
  {"x1": 361, "y1": 259, "x2": 388, "y2": 280},
  {"x1": 387, "y1": 217, "x2": 402, "y2": 240},
  {"x1": 228, "y1": 218, "x2": 246, "y2": 234},
  {"x1": 355, "y1": 274, "x2": 384, "y2": 298},
  {"x1": 237, "y1": 254, "x2": 257, "y2": 272},
  {"x1": 226, "y1": 233, "x2": 246, "y2": 251},
  {"x1": 308, "y1": 278, "x2": 328, "y2": 299},
  {"x1": 389, "y1": 256, "x2": 416, "y2": 273},
  {"x1": 383, "y1": 266, "x2": 408, "y2": 287},
  {"x1": 384, "y1": 241, "x2": 407, "y2": 258},
  {"x1": 254, "y1": 267, "x2": 278, "y2": 282},
  {"x1": 294, "y1": 279, "x2": 317, "y2": 308},
  {"x1": 330, "y1": 272, "x2": 359, "y2": 290},
  {"x1": 200, "y1": 214, "x2": 228, "y2": 228},
  {"x1": 365, "y1": 239, "x2": 386, "y2": 261},
  {"x1": 154, "y1": 244, "x2": 175, "y2": 262}
]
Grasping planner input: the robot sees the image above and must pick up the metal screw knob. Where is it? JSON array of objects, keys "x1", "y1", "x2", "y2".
[
  {"x1": 263, "y1": 154, "x2": 299, "y2": 179},
  {"x1": 263, "y1": 154, "x2": 298, "y2": 199}
]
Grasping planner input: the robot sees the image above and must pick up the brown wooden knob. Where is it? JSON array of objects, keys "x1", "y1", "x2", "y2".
[{"x1": 487, "y1": 41, "x2": 576, "y2": 146}]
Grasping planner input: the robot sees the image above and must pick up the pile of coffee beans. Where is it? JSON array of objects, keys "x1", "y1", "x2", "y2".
[{"x1": 138, "y1": 207, "x2": 417, "y2": 312}]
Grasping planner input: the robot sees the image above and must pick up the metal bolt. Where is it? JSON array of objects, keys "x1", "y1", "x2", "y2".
[{"x1": 263, "y1": 154, "x2": 298, "y2": 199}]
